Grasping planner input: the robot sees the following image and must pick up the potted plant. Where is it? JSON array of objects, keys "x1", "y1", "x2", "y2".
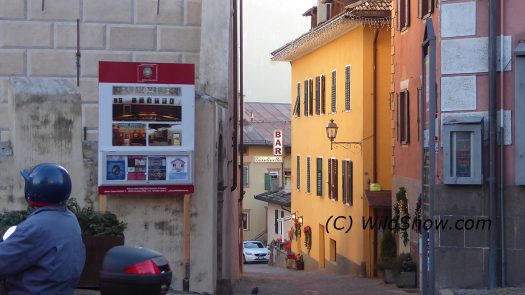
[
  {"x1": 395, "y1": 253, "x2": 417, "y2": 288},
  {"x1": 286, "y1": 253, "x2": 297, "y2": 269},
  {"x1": 295, "y1": 254, "x2": 304, "y2": 270},
  {"x1": 303, "y1": 225, "x2": 312, "y2": 254},
  {"x1": 377, "y1": 231, "x2": 397, "y2": 283}
]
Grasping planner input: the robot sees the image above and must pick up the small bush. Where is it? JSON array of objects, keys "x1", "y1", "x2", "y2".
[
  {"x1": 0, "y1": 199, "x2": 126, "y2": 237},
  {"x1": 377, "y1": 231, "x2": 397, "y2": 271}
]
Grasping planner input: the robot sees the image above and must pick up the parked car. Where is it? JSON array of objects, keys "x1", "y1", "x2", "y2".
[{"x1": 243, "y1": 240, "x2": 270, "y2": 264}]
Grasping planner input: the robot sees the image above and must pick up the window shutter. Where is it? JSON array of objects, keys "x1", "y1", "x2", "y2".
[
  {"x1": 306, "y1": 157, "x2": 311, "y2": 193},
  {"x1": 294, "y1": 83, "x2": 301, "y2": 117},
  {"x1": 348, "y1": 161, "x2": 353, "y2": 205},
  {"x1": 342, "y1": 161, "x2": 347, "y2": 204},
  {"x1": 315, "y1": 76, "x2": 321, "y2": 115},
  {"x1": 418, "y1": 0, "x2": 423, "y2": 18},
  {"x1": 345, "y1": 65, "x2": 351, "y2": 111},
  {"x1": 304, "y1": 80, "x2": 308, "y2": 116},
  {"x1": 264, "y1": 173, "x2": 270, "y2": 191},
  {"x1": 331, "y1": 71, "x2": 336, "y2": 113},
  {"x1": 328, "y1": 159, "x2": 332, "y2": 199},
  {"x1": 316, "y1": 157, "x2": 323, "y2": 196},
  {"x1": 243, "y1": 166, "x2": 249, "y2": 186},
  {"x1": 296, "y1": 156, "x2": 300, "y2": 190},
  {"x1": 334, "y1": 159, "x2": 338, "y2": 201},
  {"x1": 309, "y1": 79, "x2": 314, "y2": 116},
  {"x1": 321, "y1": 75, "x2": 326, "y2": 114}
]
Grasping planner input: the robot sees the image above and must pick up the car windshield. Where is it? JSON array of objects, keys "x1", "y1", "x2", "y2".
[{"x1": 244, "y1": 242, "x2": 264, "y2": 249}]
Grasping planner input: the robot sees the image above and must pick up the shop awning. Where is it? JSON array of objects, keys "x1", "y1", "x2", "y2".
[{"x1": 364, "y1": 190, "x2": 392, "y2": 208}]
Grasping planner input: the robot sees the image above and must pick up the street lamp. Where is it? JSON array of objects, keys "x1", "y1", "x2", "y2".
[
  {"x1": 298, "y1": 216, "x2": 303, "y2": 225},
  {"x1": 325, "y1": 119, "x2": 362, "y2": 150}
]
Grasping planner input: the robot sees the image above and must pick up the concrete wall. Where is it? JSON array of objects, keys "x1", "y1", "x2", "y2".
[
  {"x1": 0, "y1": 0, "x2": 202, "y2": 142},
  {"x1": 0, "y1": 0, "x2": 240, "y2": 294}
]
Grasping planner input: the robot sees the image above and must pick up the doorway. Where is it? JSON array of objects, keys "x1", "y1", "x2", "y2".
[{"x1": 319, "y1": 224, "x2": 325, "y2": 269}]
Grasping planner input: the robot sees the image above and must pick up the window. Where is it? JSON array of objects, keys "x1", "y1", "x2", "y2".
[
  {"x1": 296, "y1": 155, "x2": 301, "y2": 190},
  {"x1": 316, "y1": 157, "x2": 323, "y2": 196},
  {"x1": 274, "y1": 210, "x2": 279, "y2": 234},
  {"x1": 264, "y1": 171, "x2": 279, "y2": 191},
  {"x1": 329, "y1": 239, "x2": 336, "y2": 262},
  {"x1": 309, "y1": 78, "x2": 314, "y2": 116},
  {"x1": 442, "y1": 121, "x2": 483, "y2": 185},
  {"x1": 293, "y1": 82, "x2": 301, "y2": 117},
  {"x1": 418, "y1": 0, "x2": 434, "y2": 19},
  {"x1": 342, "y1": 160, "x2": 353, "y2": 205},
  {"x1": 321, "y1": 74, "x2": 326, "y2": 114},
  {"x1": 304, "y1": 80, "x2": 309, "y2": 116},
  {"x1": 306, "y1": 157, "x2": 311, "y2": 193},
  {"x1": 243, "y1": 166, "x2": 249, "y2": 187},
  {"x1": 345, "y1": 65, "x2": 351, "y2": 111},
  {"x1": 331, "y1": 70, "x2": 337, "y2": 113},
  {"x1": 398, "y1": 90, "x2": 410, "y2": 144},
  {"x1": 315, "y1": 76, "x2": 321, "y2": 115},
  {"x1": 242, "y1": 211, "x2": 249, "y2": 231},
  {"x1": 397, "y1": 0, "x2": 410, "y2": 31},
  {"x1": 328, "y1": 158, "x2": 338, "y2": 201}
]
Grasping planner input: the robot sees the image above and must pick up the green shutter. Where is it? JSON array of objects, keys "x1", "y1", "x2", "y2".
[{"x1": 264, "y1": 173, "x2": 270, "y2": 191}]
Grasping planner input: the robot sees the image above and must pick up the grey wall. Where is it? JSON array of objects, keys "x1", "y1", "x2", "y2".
[{"x1": 0, "y1": 1, "x2": 240, "y2": 294}]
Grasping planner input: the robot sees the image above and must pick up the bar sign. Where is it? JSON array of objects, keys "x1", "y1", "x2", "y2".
[{"x1": 273, "y1": 130, "x2": 283, "y2": 156}]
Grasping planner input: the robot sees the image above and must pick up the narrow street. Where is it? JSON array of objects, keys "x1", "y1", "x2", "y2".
[{"x1": 233, "y1": 263, "x2": 420, "y2": 295}]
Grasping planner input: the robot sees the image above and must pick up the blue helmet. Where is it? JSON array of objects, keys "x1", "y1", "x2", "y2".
[{"x1": 20, "y1": 163, "x2": 72, "y2": 206}]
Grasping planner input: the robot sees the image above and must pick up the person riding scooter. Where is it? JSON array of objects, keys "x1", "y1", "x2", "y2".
[{"x1": 0, "y1": 163, "x2": 86, "y2": 295}]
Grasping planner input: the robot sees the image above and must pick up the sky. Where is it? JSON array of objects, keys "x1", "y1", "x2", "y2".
[{"x1": 242, "y1": 0, "x2": 312, "y2": 104}]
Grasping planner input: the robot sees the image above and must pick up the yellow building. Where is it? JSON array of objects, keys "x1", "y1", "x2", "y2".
[
  {"x1": 242, "y1": 102, "x2": 292, "y2": 243},
  {"x1": 271, "y1": 0, "x2": 392, "y2": 277}
]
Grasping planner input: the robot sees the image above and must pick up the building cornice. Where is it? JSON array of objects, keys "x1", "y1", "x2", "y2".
[{"x1": 271, "y1": 1, "x2": 391, "y2": 62}]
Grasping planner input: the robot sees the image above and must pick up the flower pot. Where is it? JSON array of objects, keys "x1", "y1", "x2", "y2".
[
  {"x1": 286, "y1": 259, "x2": 296, "y2": 269},
  {"x1": 396, "y1": 271, "x2": 416, "y2": 288},
  {"x1": 295, "y1": 261, "x2": 304, "y2": 270},
  {"x1": 383, "y1": 269, "x2": 396, "y2": 284},
  {"x1": 78, "y1": 235, "x2": 125, "y2": 288}
]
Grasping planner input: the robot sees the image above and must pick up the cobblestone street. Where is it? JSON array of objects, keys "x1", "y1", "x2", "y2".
[{"x1": 232, "y1": 263, "x2": 420, "y2": 295}]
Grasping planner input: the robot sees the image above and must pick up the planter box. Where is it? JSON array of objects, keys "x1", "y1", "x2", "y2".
[
  {"x1": 396, "y1": 271, "x2": 416, "y2": 288},
  {"x1": 286, "y1": 259, "x2": 296, "y2": 269},
  {"x1": 295, "y1": 261, "x2": 304, "y2": 270},
  {"x1": 383, "y1": 269, "x2": 396, "y2": 284},
  {"x1": 78, "y1": 235, "x2": 125, "y2": 288}
]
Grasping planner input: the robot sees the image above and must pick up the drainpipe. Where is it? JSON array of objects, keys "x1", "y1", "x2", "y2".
[
  {"x1": 373, "y1": 29, "x2": 379, "y2": 183},
  {"x1": 488, "y1": 0, "x2": 499, "y2": 289},
  {"x1": 231, "y1": 0, "x2": 238, "y2": 192},
  {"x1": 499, "y1": 0, "x2": 506, "y2": 287},
  {"x1": 239, "y1": 0, "x2": 245, "y2": 202}
]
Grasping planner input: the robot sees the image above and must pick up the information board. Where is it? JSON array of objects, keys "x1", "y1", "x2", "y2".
[{"x1": 98, "y1": 62, "x2": 195, "y2": 194}]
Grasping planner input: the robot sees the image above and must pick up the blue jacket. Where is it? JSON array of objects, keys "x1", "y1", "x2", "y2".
[{"x1": 0, "y1": 205, "x2": 86, "y2": 295}]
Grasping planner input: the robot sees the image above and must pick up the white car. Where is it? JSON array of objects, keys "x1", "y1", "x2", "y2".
[{"x1": 243, "y1": 240, "x2": 270, "y2": 263}]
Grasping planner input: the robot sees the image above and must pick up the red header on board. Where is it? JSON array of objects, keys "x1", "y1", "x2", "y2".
[
  {"x1": 99, "y1": 185, "x2": 194, "y2": 195},
  {"x1": 99, "y1": 62, "x2": 195, "y2": 84}
]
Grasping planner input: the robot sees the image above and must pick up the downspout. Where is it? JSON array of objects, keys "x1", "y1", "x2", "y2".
[
  {"x1": 231, "y1": 0, "x2": 238, "y2": 192},
  {"x1": 239, "y1": 0, "x2": 245, "y2": 202},
  {"x1": 488, "y1": 0, "x2": 499, "y2": 288},
  {"x1": 373, "y1": 29, "x2": 379, "y2": 183},
  {"x1": 499, "y1": 0, "x2": 506, "y2": 287}
]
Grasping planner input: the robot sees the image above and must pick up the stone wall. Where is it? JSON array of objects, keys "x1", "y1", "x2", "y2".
[
  {"x1": 0, "y1": 1, "x2": 242, "y2": 294},
  {"x1": 0, "y1": 0, "x2": 202, "y2": 142}
]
